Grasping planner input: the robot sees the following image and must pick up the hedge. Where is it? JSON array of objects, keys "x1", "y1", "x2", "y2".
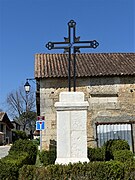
[
  {"x1": 1, "y1": 139, "x2": 134, "y2": 179},
  {"x1": 19, "y1": 160, "x2": 135, "y2": 180},
  {"x1": 12, "y1": 130, "x2": 27, "y2": 142},
  {"x1": 39, "y1": 149, "x2": 56, "y2": 166},
  {"x1": 88, "y1": 147, "x2": 105, "y2": 161},
  {"x1": 113, "y1": 150, "x2": 134, "y2": 162},
  {"x1": 103, "y1": 139, "x2": 130, "y2": 161},
  {"x1": 123, "y1": 160, "x2": 135, "y2": 180},
  {"x1": 39, "y1": 140, "x2": 131, "y2": 165},
  {"x1": 0, "y1": 152, "x2": 29, "y2": 180},
  {"x1": 0, "y1": 139, "x2": 38, "y2": 180},
  {"x1": 9, "y1": 139, "x2": 38, "y2": 165}
]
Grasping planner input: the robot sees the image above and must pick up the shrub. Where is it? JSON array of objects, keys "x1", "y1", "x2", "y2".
[
  {"x1": 0, "y1": 159, "x2": 19, "y2": 180},
  {"x1": 0, "y1": 140, "x2": 38, "y2": 180},
  {"x1": 32, "y1": 138, "x2": 40, "y2": 146},
  {"x1": 39, "y1": 149, "x2": 56, "y2": 166},
  {"x1": 9, "y1": 139, "x2": 38, "y2": 165},
  {"x1": 19, "y1": 165, "x2": 53, "y2": 180},
  {"x1": 0, "y1": 152, "x2": 29, "y2": 180},
  {"x1": 12, "y1": 130, "x2": 27, "y2": 142},
  {"x1": 123, "y1": 160, "x2": 135, "y2": 180},
  {"x1": 113, "y1": 150, "x2": 134, "y2": 162},
  {"x1": 19, "y1": 161, "x2": 126, "y2": 180},
  {"x1": 19, "y1": 165, "x2": 36, "y2": 180},
  {"x1": 103, "y1": 139, "x2": 130, "y2": 161},
  {"x1": 2, "y1": 152, "x2": 29, "y2": 166},
  {"x1": 88, "y1": 147, "x2": 105, "y2": 161}
]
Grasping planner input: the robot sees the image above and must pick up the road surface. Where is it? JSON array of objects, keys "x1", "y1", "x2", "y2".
[{"x1": 0, "y1": 145, "x2": 11, "y2": 159}]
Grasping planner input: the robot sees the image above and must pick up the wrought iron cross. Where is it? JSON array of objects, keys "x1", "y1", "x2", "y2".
[{"x1": 46, "y1": 20, "x2": 99, "y2": 92}]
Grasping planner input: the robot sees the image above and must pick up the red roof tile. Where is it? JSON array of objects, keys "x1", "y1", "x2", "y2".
[{"x1": 35, "y1": 53, "x2": 135, "y2": 78}]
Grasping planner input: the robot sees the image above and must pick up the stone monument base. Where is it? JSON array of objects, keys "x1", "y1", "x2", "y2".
[
  {"x1": 55, "y1": 92, "x2": 89, "y2": 165},
  {"x1": 55, "y1": 158, "x2": 89, "y2": 165}
]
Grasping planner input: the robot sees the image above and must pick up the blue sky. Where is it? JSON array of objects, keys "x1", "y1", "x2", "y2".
[{"x1": 0, "y1": 0, "x2": 135, "y2": 112}]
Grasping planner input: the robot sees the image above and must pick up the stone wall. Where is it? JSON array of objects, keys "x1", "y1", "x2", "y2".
[{"x1": 40, "y1": 76, "x2": 135, "y2": 151}]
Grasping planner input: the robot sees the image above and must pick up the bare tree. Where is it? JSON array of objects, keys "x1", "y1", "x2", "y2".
[
  {"x1": 7, "y1": 86, "x2": 35, "y2": 118},
  {"x1": 6, "y1": 85, "x2": 36, "y2": 136}
]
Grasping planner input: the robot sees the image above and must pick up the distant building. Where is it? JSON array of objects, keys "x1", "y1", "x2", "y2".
[
  {"x1": 0, "y1": 112, "x2": 14, "y2": 144},
  {"x1": 12, "y1": 120, "x2": 22, "y2": 131},
  {"x1": 33, "y1": 130, "x2": 40, "y2": 139},
  {"x1": 35, "y1": 53, "x2": 135, "y2": 152},
  {"x1": 12, "y1": 119, "x2": 35, "y2": 139}
]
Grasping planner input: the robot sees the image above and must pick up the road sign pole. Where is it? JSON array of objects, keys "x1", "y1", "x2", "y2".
[
  {"x1": 40, "y1": 130, "x2": 42, "y2": 152},
  {"x1": 37, "y1": 116, "x2": 45, "y2": 152}
]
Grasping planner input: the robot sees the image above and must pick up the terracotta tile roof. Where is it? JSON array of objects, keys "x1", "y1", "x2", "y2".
[{"x1": 35, "y1": 53, "x2": 135, "y2": 78}]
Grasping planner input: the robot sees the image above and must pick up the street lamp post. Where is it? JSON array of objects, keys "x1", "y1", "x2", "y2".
[
  {"x1": 24, "y1": 78, "x2": 36, "y2": 139},
  {"x1": 24, "y1": 78, "x2": 40, "y2": 140},
  {"x1": 24, "y1": 79, "x2": 31, "y2": 112}
]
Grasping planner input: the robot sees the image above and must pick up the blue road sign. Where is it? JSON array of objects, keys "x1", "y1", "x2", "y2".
[{"x1": 36, "y1": 121, "x2": 45, "y2": 130}]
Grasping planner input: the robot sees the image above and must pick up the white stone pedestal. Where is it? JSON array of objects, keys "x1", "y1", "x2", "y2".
[{"x1": 55, "y1": 92, "x2": 89, "y2": 165}]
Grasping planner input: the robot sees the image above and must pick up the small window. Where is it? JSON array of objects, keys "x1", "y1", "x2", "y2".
[{"x1": 96, "y1": 123, "x2": 133, "y2": 150}]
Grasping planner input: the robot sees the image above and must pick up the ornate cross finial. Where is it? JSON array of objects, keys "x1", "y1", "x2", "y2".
[{"x1": 46, "y1": 20, "x2": 99, "y2": 91}]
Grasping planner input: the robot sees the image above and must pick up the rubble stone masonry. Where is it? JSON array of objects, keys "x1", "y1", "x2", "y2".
[{"x1": 40, "y1": 76, "x2": 135, "y2": 151}]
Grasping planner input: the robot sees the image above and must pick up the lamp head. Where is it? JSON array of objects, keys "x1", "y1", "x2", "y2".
[{"x1": 24, "y1": 80, "x2": 31, "y2": 93}]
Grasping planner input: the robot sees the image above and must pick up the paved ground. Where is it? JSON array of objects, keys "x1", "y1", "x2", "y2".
[{"x1": 0, "y1": 145, "x2": 11, "y2": 159}]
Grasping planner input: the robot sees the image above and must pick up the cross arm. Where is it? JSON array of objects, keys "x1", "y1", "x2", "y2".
[
  {"x1": 74, "y1": 40, "x2": 99, "y2": 49},
  {"x1": 46, "y1": 41, "x2": 70, "y2": 50}
]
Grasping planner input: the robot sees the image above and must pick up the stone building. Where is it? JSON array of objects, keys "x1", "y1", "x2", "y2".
[{"x1": 35, "y1": 53, "x2": 135, "y2": 152}]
